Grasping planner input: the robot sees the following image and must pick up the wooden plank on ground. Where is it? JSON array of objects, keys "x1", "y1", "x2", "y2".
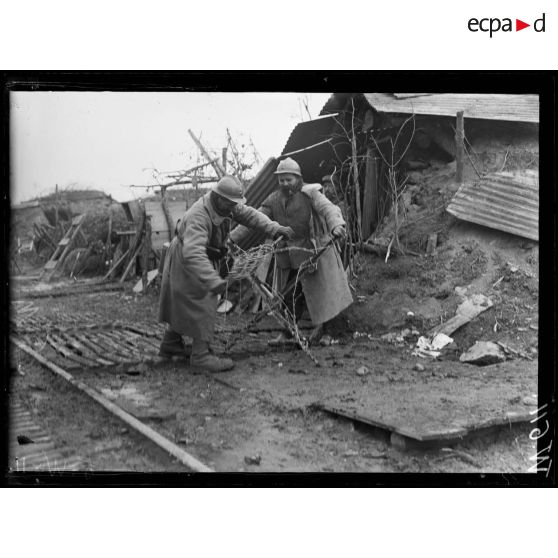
[
  {"x1": 46, "y1": 333, "x2": 98, "y2": 369},
  {"x1": 429, "y1": 294, "x2": 493, "y2": 337}
]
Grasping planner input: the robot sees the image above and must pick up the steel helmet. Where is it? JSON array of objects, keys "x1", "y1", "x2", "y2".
[
  {"x1": 274, "y1": 157, "x2": 302, "y2": 177},
  {"x1": 212, "y1": 175, "x2": 246, "y2": 204}
]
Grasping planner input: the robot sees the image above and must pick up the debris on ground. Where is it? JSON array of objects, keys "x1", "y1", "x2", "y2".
[
  {"x1": 319, "y1": 334, "x2": 339, "y2": 346},
  {"x1": 356, "y1": 365, "x2": 371, "y2": 376},
  {"x1": 217, "y1": 299, "x2": 234, "y2": 314},
  {"x1": 244, "y1": 454, "x2": 262, "y2": 466},
  {"x1": 413, "y1": 333, "x2": 454, "y2": 358},
  {"x1": 459, "y1": 341, "x2": 506, "y2": 366},
  {"x1": 133, "y1": 269, "x2": 159, "y2": 293}
]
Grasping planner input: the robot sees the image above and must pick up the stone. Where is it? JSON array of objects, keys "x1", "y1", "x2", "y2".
[
  {"x1": 459, "y1": 341, "x2": 505, "y2": 366},
  {"x1": 356, "y1": 365, "x2": 371, "y2": 376},
  {"x1": 244, "y1": 455, "x2": 262, "y2": 466},
  {"x1": 413, "y1": 363, "x2": 425, "y2": 372},
  {"x1": 320, "y1": 334, "x2": 333, "y2": 346}
]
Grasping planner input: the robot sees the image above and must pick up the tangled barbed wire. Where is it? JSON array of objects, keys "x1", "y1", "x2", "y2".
[{"x1": 223, "y1": 241, "x2": 327, "y2": 366}]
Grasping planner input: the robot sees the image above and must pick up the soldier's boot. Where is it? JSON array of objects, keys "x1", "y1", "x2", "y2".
[
  {"x1": 159, "y1": 328, "x2": 191, "y2": 358},
  {"x1": 307, "y1": 323, "x2": 324, "y2": 346},
  {"x1": 190, "y1": 339, "x2": 234, "y2": 373}
]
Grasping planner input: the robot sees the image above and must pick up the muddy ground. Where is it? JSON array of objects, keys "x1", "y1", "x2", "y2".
[{"x1": 9, "y1": 260, "x2": 538, "y2": 474}]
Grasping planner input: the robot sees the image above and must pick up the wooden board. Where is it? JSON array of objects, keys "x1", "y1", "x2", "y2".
[
  {"x1": 221, "y1": 348, "x2": 537, "y2": 443},
  {"x1": 145, "y1": 200, "x2": 187, "y2": 250},
  {"x1": 316, "y1": 361, "x2": 537, "y2": 441}
]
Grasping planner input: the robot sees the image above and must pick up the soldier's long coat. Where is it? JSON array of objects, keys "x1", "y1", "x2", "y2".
[
  {"x1": 230, "y1": 184, "x2": 353, "y2": 324},
  {"x1": 158, "y1": 193, "x2": 281, "y2": 341}
]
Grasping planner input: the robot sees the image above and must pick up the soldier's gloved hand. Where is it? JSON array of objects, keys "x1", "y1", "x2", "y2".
[
  {"x1": 211, "y1": 280, "x2": 227, "y2": 296},
  {"x1": 331, "y1": 225, "x2": 346, "y2": 241},
  {"x1": 226, "y1": 237, "x2": 239, "y2": 254},
  {"x1": 274, "y1": 226, "x2": 295, "y2": 240}
]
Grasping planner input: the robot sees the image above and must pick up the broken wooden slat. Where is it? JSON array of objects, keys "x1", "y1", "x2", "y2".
[
  {"x1": 40, "y1": 214, "x2": 87, "y2": 282},
  {"x1": 120, "y1": 240, "x2": 144, "y2": 283},
  {"x1": 428, "y1": 294, "x2": 493, "y2": 337},
  {"x1": 188, "y1": 129, "x2": 226, "y2": 178},
  {"x1": 116, "y1": 329, "x2": 160, "y2": 351},
  {"x1": 103, "y1": 247, "x2": 131, "y2": 280},
  {"x1": 59, "y1": 333, "x2": 115, "y2": 366},
  {"x1": 47, "y1": 333, "x2": 99, "y2": 369},
  {"x1": 94, "y1": 331, "x2": 137, "y2": 359},
  {"x1": 73, "y1": 332, "x2": 133, "y2": 364},
  {"x1": 120, "y1": 208, "x2": 146, "y2": 282}
]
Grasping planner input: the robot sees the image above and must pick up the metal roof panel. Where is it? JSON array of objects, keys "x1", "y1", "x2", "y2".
[{"x1": 446, "y1": 170, "x2": 539, "y2": 241}]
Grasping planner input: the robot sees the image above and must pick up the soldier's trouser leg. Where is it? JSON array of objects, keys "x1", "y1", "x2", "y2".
[{"x1": 159, "y1": 327, "x2": 189, "y2": 357}]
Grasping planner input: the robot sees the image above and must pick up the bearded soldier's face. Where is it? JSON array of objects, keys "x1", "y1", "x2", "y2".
[{"x1": 278, "y1": 173, "x2": 301, "y2": 196}]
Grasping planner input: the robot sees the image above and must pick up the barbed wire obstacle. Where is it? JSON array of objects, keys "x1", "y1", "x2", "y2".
[{"x1": 223, "y1": 241, "x2": 333, "y2": 367}]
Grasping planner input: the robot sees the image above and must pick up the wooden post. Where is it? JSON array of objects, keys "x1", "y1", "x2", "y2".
[
  {"x1": 141, "y1": 216, "x2": 152, "y2": 294},
  {"x1": 188, "y1": 129, "x2": 225, "y2": 178},
  {"x1": 160, "y1": 186, "x2": 174, "y2": 241},
  {"x1": 54, "y1": 184, "x2": 59, "y2": 228},
  {"x1": 222, "y1": 147, "x2": 228, "y2": 174},
  {"x1": 192, "y1": 175, "x2": 199, "y2": 203},
  {"x1": 455, "y1": 111, "x2": 464, "y2": 183},
  {"x1": 105, "y1": 210, "x2": 113, "y2": 261},
  {"x1": 362, "y1": 146, "x2": 378, "y2": 240}
]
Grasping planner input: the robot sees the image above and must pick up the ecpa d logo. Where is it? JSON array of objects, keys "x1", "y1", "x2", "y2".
[{"x1": 468, "y1": 13, "x2": 546, "y2": 37}]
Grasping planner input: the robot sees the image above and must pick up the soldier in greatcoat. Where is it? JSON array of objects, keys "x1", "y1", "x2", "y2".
[
  {"x1": 230, "y1": 157, "x2": 353, "y2": 345},
  {"x1": 158, "y1": 175, "x2": 293, "y2": 372}
]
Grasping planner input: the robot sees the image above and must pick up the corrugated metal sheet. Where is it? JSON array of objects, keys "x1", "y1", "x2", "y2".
[
  {"x1": 282, "y1": 114, "x2": 338, "y2": 155},
  {"x1": 235, "y1": 158, "x2": 279, "y2": 250},
  {"x1": 446, "y1": 170, "x2": 538, "y2": 241},
  {"x1": 363, "y1": 93, "x2": 539, "y2": 123}
]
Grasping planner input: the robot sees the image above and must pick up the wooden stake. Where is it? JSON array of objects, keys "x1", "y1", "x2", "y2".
[
  {"x1": 141, "y1": 216, "x2": 152, "y2": 293},
  {"x1": 222, "y1": 146, "x2": 228, "y2": 173},
  {"x1": 105, "y1": 210, "x2": 113, "y2": 261},
  {"x1": 120, "y1": 241, "x2": 144, "y2": 283},
  {"x1": 103, "y1": 246, "x2": 130, "y2": 280},
  {"x1": 455, "y1": 111, "x2": 464, "y2": 183},
  {"x1": 188, "y1": 129, "x2": 225, "y2": 178},
  {"x1": 54, "y1": 184, "x2": 59, "y2": 228},
  {"x1": 362, "y1": 147, "x2": 378, "y2": 239},
  {"x1": 160, "y1": 187, "x2": 174, "y2": 241}
]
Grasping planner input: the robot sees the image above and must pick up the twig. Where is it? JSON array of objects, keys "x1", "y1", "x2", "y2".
[
  {"x1": 464, "y1": 143, "x2": 483, "y2": 179},
  {"x1": 499, "y1": 145, "x2": 511, "y2": 172},
  {"x1": 492, "y1": 276, "x2": 505, "y2": 288},
  {"x1": 384, "y1": 236, "x2": 394, "y2": 263}
]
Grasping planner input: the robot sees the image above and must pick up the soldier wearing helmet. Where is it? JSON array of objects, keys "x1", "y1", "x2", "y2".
[
  {"x1": 230, "y1": 157, "x2": 352, "y2": 345},
  {"x1": 158, "y1": 175, "x2": 293, "y2": 372}
]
